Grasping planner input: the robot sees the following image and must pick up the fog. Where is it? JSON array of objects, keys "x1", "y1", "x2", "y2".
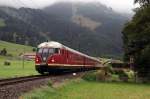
[{"x1": 0, "y1": 0, "x2": 139, "y2": 13}]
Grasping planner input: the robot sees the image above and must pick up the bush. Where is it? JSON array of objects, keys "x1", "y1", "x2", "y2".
[
  {"x1": 47, "y1": 81, "x2": 53, "y2": 87},
  {"x1": 4, "y1": 60, "x2": 11, "y2": 66},
  {"x1": 117, "y1": 70, "x2": 129, "y2": 82},
  {"x1": 96, "y1": 70, "x2": 107, "y2": 81},
  {"x1": 32, "y1": 48, "x2": 37, "y2": 52},
  {"x1": 82, "y1": 70, "x2": 108, "y2": 82},
  {"x1": 82, "y1": 71, "x2": 97, "y2": 81},
  {"x1": 111, "y1": 74, "x2": 120, "y2": 82},
  {"x1": 82, "y1": 70, "x2": 134, "y2": 82}
]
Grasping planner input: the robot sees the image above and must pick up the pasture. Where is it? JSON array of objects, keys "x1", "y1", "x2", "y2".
[
  {"x1": 0, "y1": 40, "x2": 33, "y2": 57},
  {"x1": 0, "y1": 40, "x2": 38, "y2": 78},
  {"x1": 0, "y1": 57, "x2": 38, "y2": 78},
  {"x1": 23, "y1": 79, "x2": 150, "y2": 99}
]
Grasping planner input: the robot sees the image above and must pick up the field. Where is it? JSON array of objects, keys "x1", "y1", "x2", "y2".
[
  {"x1": 23, "y1": 79, "x2": 150, "y2": 99},
  {"x1": 0, "y1": 58, "x2": 38, "y2": 78},
  {"x1": 0, "y1": 41, "x2": 38, "y2": 78},
  {"x1": 0, "y1": 40, "x2": 33, "y2": 57}
]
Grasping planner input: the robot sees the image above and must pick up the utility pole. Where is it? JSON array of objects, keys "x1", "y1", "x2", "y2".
[{"x1": 22, "y1": 47, "x2": 25, "y2": 69}]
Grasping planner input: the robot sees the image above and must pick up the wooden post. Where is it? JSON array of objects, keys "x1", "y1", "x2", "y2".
[{"x1": 22, "y1": 48, "x2": 25, "y2": 69}]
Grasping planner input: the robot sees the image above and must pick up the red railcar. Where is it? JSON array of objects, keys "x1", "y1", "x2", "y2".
[{"x1": 35, "y1": 41, "x2": 102, "y2": 74}]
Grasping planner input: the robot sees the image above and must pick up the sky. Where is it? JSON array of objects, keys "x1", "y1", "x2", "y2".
[{"x1": 0, "y1": 0, "x2": 139, "y2": 13}]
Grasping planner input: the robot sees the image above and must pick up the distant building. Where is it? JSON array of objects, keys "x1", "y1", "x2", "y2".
[{"x1": 21, "y1": 52, "x2": 36, "y2": 60}]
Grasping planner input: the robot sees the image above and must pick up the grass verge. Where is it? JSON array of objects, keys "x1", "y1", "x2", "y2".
[{"x1": 23, "y1": 78, "x2": 150, "y2": 99}]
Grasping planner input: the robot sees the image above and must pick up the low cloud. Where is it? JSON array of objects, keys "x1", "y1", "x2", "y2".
[{"x1": 0, "y1": 0, "x2": 139, "y2": 13}]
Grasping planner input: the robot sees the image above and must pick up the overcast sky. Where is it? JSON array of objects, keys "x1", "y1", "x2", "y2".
[{"x1": 0, "y1": 0, "x2": 139, "y2": 13}]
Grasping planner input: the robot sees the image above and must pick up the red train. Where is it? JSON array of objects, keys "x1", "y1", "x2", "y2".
[{"x1": 35, "y1": 41, "x2": 102, "y2": 74}]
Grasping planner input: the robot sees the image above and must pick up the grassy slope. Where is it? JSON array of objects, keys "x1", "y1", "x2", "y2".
[
  {"x1": 23, "y1": 80, "x2": 150, "y2": 99},
  {"x1": 0, "y1": 40, "x2": 33, "y2": 57},
  {"x1": 0, "y1": 40, "x2": 38, "y2": 78}
]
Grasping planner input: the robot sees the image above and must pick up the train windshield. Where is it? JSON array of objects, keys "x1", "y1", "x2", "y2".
[{"x1": 37, "y1": 48, "x2": 59, "y2": 54}]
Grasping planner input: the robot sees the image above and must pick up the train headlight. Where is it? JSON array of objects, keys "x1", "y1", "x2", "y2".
[
  {"x1": 36, "y1": 58, "x2": 39, "y2": 62},
  {"x1": 51, "y1": 59, "x2": 55, "y2": 62}
]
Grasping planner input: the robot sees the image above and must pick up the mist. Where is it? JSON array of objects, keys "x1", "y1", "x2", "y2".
[{"x1": 0, "y1": 0, "x2": 139, "y2": 13}]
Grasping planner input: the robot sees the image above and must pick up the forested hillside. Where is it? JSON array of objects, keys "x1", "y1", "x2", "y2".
[{"x1": 0, "y1": 2, "x2": 129, "y2": 57}]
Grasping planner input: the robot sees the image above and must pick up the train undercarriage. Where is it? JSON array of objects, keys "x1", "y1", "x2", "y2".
[{"x1": 35, "y1": 65, "x2": 98, "y2": 75}]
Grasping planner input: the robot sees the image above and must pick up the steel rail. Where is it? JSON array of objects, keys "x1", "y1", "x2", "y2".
[{"x1": 0, "y1": 75, "x2": 50, "y2": 86}]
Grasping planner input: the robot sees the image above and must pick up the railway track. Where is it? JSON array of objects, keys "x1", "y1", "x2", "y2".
[
  {"x1": 0, "y1": 75, "x2": 50, "y2": 87},
  {"x1": 0, "y1": 72, "x2": 85, "y2": 99}
]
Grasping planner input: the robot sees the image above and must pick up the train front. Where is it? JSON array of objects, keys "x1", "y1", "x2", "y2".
[{"x1": 35, "y1": 41, "x2": 62, "y2": 74}]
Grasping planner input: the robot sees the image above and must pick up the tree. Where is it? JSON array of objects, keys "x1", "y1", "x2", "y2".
[
  {"x1": 122, "y1": 6, "x2": 150, "y2": 82},
  {"x1": 0, "y1": 48, "x2": 7, "y2": 56},
  {"x1": 134, "y1": 0, "x2": 150, "y2": 6}
]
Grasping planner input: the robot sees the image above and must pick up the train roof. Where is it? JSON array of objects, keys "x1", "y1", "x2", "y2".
[
  {"x1": 38, "y1": 41, "x2": 63, "y2": 48},
  {"x1": 38, "y1": 41, "x2": 100, "y2": 63}
]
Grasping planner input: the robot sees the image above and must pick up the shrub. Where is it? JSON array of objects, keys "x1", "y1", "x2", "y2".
[
  {"x1": 47, "y1": 81, "x2": 53, "y2": 87},
  {"x1": 82, "y1": 70, "x2": 108, "y2": 82},
  {"x1": 82, "y1": 71, "x2": 97, "y2": 81},
  {"x1": 32, "y1": 48, "x2": 37, "y2": 52},
  {"x1": 4, "y1": 60, "x2": 11, "y2": 66},
  {"x1": 117, "y1": 70, "x2": 129, "y2": 82},
  {"x1": 111, "y1": 74, "x2": 120, "y2": 82},
  {"x1": 96, "y1": 70, "x2": 106, "y2": 81}
]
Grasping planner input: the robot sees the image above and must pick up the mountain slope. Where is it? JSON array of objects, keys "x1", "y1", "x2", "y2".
[
  {"x1": 0, "y1": 2, "x2": 129, "y2": 57},
  {"x1": 43, "y1": 2, "x2": 129, "y2": 56}
]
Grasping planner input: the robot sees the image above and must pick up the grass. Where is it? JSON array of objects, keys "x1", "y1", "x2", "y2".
[
  {"x1": 0, "y1": 57, "x2": 38, "y2": 79},
  {"x1": 0, "y1": 40, "x2": 38, "y2": 78},
  {"x1": 23, "y1": 79, "x2": 150, "y2": 99},
  {"x1": 0, "y1": 40, "x2": 33, "y2": 57}
]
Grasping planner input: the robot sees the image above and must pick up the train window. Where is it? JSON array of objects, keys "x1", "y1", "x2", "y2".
[
  {"x1": 55, "y1": 48, "x2": 59, "y2": 54},
  {"x1": 49, "y1": 48, "x2": 55, "y2": 54},
  {"x1": 43, "y1": 48, "x2": 49, "y2": 53},
  {"x1": 38, "y1": 48, "x2": 43, "y2": 53}
]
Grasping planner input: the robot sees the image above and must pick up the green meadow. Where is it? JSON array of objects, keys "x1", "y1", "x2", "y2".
[
  {"x1": 0, "y1": 40, "x2": 33, "y2": 57},
  {"x1": 0, "y1": 41, "x2": 38, "y2": 78},
  {"x1": 23, "y1": 79, "x2": 150, "y2": 99},
  {"x1": 0, "y1": 58, "x2": 38, "y2": 78}
]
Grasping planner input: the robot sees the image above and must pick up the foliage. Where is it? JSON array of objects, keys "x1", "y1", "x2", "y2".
[
  {"x1": 0, "y1": 2, "x2": 128, "y2": 57},
  {"x1": 0, "y1": 48, "x2": 7, "y2": 56},
  {"x1": 82, "y1": 71, "x2": 97, "y2": 81},
  {"x1": 117, "y1": 70, "x2": 129, "y2": 82},
  {"x1": 134, "y1": 0, "x2": 150, "y2": 6},
  {"x1": 122, "y1": 6, "x2": 150, "y2": 81}
]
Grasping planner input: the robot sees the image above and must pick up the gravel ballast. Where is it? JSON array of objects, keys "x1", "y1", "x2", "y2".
[{"x1": 0, "y1": 73, "x2": 84, "y2": 99}]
